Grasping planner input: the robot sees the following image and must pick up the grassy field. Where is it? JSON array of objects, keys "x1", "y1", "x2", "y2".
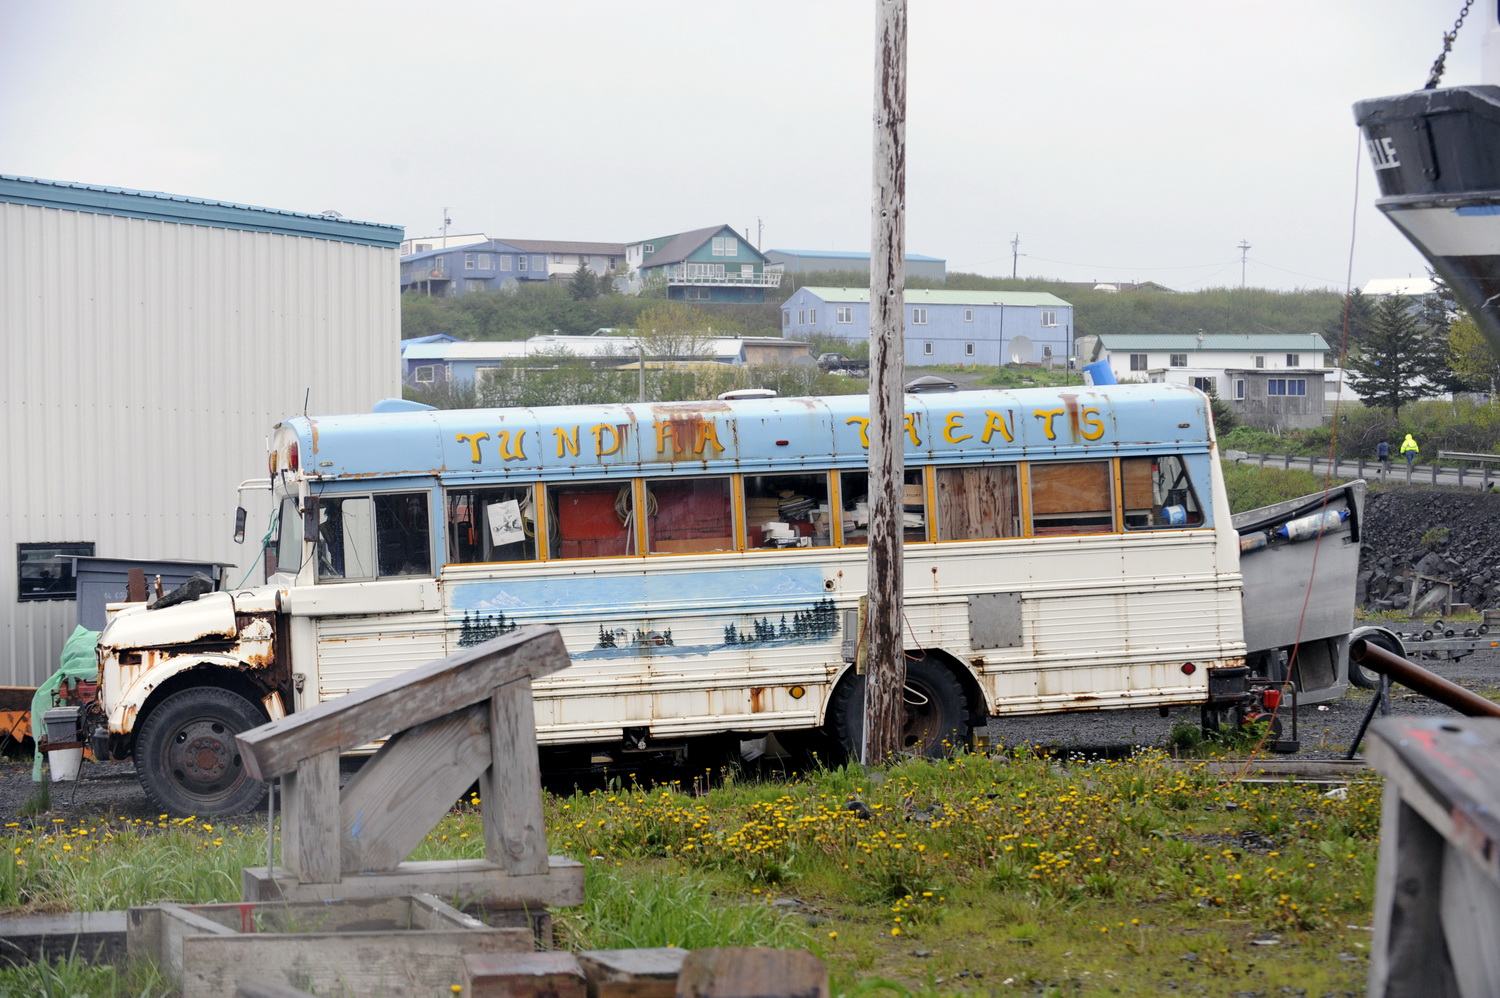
[{"x1": 1, "y1": 749, "x2": 1381, "y2": 996}]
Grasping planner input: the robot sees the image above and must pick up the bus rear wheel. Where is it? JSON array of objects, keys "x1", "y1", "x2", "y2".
[
  {"x1": 134, "y1": 687, "x2": 268, "y2": 816},
  {"x1": 831, "y1": 657, "x2": 969, "y2": 759}
]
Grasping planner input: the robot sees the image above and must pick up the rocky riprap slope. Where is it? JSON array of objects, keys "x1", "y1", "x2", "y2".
[{"x1": 1357, "y1": 487, "x2": 1500, "y2": 612}]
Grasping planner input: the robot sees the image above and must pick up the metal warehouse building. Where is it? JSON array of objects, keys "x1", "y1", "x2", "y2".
[{"x1": 1, "y1": 175, "x2": 402, "y2": 687}]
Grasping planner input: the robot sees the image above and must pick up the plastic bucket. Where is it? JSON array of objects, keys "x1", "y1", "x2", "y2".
[
  {"x1": 49, "y1": 747, "x2": 82, "y2": 782},
  {"x1": 1082, "y1": 361, "x2": 1117, "y2": 386}
]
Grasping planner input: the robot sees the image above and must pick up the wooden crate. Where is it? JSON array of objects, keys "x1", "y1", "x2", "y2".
[{"x1": 128, "y1": 893, "x2": 530, "y2": 998}]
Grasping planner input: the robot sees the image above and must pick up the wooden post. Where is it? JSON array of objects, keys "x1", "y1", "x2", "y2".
[{"x1": 863, "y1": 0, "x2": 908, "y2": 765}]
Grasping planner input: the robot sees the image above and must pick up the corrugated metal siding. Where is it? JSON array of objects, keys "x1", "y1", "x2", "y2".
[{"x1": 1, "y1": 201, "x2": 399, "y2": 687}]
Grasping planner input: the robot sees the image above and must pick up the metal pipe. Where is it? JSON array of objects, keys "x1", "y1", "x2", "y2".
[{"x1": 1350, "y1": 638, "x2": 1500, "y2": 718}]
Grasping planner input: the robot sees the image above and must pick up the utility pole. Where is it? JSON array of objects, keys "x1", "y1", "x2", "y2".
[
  {"x1": 1011, "y1": 234, "x2": 1021, "y2": 279},
  {"x1": 1238, "y1": 239, "x2": 1251, "y2": 288},
  {"x1": 443, "y1": 208, "x2": 452, "y2": 246},
  {"x1": 757, "y1": 217, "x2": 765, "y2": 251},
  {"x1": 864, "y1": 0, "x2": 907, "y2": 766}
]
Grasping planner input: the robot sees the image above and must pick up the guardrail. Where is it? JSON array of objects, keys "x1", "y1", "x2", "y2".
[{"x1": 1226, "y1": 451, "x2": 1498, "y2": 490}]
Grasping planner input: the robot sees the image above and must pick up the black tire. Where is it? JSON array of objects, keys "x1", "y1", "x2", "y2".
[
  {"x1": 134, "y1": 687, "x2": 268, "y2": 816},
  {"x1": 830, "y1": 657, "x2": 969, "y2": 759},
  {"x1": 1349, "y1": 633, "x2": 1400, "y2": 691}
]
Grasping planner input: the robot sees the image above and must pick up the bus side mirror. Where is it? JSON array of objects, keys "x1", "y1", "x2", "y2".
[{"x1": 234, "y1": 507, "x2": 247, "y2": 544}]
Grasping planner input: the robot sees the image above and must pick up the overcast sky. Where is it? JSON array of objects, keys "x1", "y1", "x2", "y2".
[{"x1": 2, "y1": 1, "x2": 1486, "y2": 293}]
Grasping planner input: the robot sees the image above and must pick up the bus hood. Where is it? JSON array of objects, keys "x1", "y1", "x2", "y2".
[{"x1": 98, "y1": 591, "x2": 240, "y2": 650}]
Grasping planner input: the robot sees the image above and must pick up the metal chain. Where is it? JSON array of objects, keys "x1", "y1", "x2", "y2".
[{"x1": 1425, "y1": 0, "x2": 1475, "y2": 89}]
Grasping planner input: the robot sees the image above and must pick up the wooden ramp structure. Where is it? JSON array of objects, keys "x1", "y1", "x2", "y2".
[{"x1": 236, "y1": 626, "x2": 583, "y2": 915}]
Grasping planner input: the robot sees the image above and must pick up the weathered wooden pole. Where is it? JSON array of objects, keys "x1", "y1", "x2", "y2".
[{"x1": 863, "y1": 0, "x2": 907, "y2": 765}]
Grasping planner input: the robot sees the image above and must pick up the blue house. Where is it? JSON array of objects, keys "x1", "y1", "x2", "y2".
[
  {"x1": 400, "y1": 240, "x2": 552, "y2": 297},
  {"x1": 624, "y1": 224, "x2": 781, "y2": 303},
  {"x1": 781, "y1": 287, "x2": 1074, "y2": 368}
]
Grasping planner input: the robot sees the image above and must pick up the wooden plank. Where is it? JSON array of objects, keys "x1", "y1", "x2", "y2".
[
  {"x1": 674, "y1": 948, "x2": 827, "y2": 998},
  {"x1": 242, "y1": 856, "x2": 586, "y2": 909},
  {"x1": 1440, "y1": 842, "x2": 1500, "y2": 998},
  {"x1": 577, "y1": 948, "x2": 688, "y2": 998},
  {"x1": 464, "y1": 951, "x2": 587, "y2": 998},
  {"x1": 484, "y1": 680, "x2": 548, "y2": 876},
  {"x1": 338, "y1": 702, "x2": 492, "y2": 873},
  {"x1": 408, "y1": 892, "x2": 491, "y2": 933},
  {"x1": 179, "y1": 927, "x2": 530, "y2": 998},
  {"x1": 1368, "y1": 791, "x2": 1460, "y2": 997},
  {"x1": 237, "y1": 626, "x2": 569, "y2": 781},
  {"x1": 281, "y1": 749, "x2": 340, "y2": 884}
]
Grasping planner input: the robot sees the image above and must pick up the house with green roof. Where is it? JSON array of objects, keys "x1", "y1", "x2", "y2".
[{"x1": 781, "y1": 287, "x2": 1073, "y2": 368}]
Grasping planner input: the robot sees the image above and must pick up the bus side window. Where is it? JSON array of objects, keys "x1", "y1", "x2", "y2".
[
  {"x1": 646, "y1": 477, "x2": 733, "y2": 554},
  {"x1": 318, "y1": 496, "x2": 374, "y2": 580},
  {"x1": 374, "y1": 493, "x2": 432, "y2": 577},
  {"x1": 840, "y1": 469, "x2": 927, "y2": 545},
  {"x1": 1122, "y1": 456, "x2": 1204, "y2": 529},
  {"x1": 743, "y1": 472, "x2": 833, "y2": 548},
  {"x1": 548, "y1": 482, "x2": 635, "y2": 559},
  {"x1": 936, "y1": 465, "x2": 1020, "y2": 540},
  {"x1": 445, "y1": 487, "x2": 536, "y2": 564},
  {"x1": 1030, "y1": 462, "x2": 1113, "y2": 535}
]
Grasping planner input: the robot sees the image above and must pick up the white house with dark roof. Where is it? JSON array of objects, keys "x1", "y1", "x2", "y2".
[
  {"x1": 781, "y1": 287, "x2": 1073, "y2": 368},
  {"x1": 501, "y1": 239, "x2": 626, "y2": 281}
]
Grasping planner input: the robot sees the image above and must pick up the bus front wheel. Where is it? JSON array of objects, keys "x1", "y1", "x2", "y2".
[
  {"x1": 134, "y1": 687, "x2": 268, "y2": 816},
  {"x1": 831, "y1": 657, "x2": 969, "y2": 759}
]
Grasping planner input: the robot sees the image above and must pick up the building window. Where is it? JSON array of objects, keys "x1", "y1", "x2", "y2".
[
  {"x1": 1129, "y1": 354, "x2": 1148, "y2": 371},
  {"x1": 963, "y1": 309, "x2": 974, "y2": 322},
  {"x1": 1267, "y1": 378, "x2": 1307, "y2": 396},
  {"x1": 686, "y1": 288, "x2": 710, "y2": 300},
  {"x1": 517, "y1": 256, "x2": 528, "y2": 272},
  {"x1": 415, "y1": 243, "x2": 432, "y2": 253},
  {"x1": 1041, "y1": 310, "x2": 1058, "y2": 327},
  {"x1": 477, "y1": 254, "x2": 491, "y2": 269},
  {"x1": 912, "y1": 308, "x2": 928, "y2": 325},
  {"x1": 837, "y1": 307, "x2": 853, "y2": 323},
  {"x1": 1190, "y1": 376, "x2": 1213, "y2": 392},
  {"x1": 18, "y1": 542, "x2": 95, "y2": 601},
  {"x1": 1286, "y1": 353, "x2": 1300, "y2": 367},
  {"x1": 643, "y1": 244, "x2": 655, "y2": 253},
  {"x1": 798, "y1": 310, "x2": 805, "y2": 325},
  {"x1": 1254, "y1": 355, "x2": 1265, "y2": 368},
  {"x1": 808, "y1": 309, "x2": 817, "y2": 324},
  {"x1": 414, "y1": 365, "x2": 436, "y2": 384},
  {"x1": 924, "y1": 342, "x2": 934, "y2": 355},
  {"x1": 498, "y1": 255, "x2": 512, "y2": 270},
  {"x1": 1234, "y1": 379, "x2": 1245, "y2": 400},
  {"x1": 465, "y1": 279, "x2": 485, "y2": 292},
  {"x1": 554, "y1": 254, "x2": 565, "y2": 263},
  {"x1": 965, "y1": 343, "x2": 976, "y2": 356},
  {"x1": 1169, "y1": 354, "x2": 1187, "y2": 367},
  {"x1": 783, "y1": 311, "x2": 791, "y2": 327},
  {"x1": 711, "y1": 236, "x2": 737, "y2": 257},
  {"x1": 464, "y1": 253, "x2": 476, "y2": 270}
]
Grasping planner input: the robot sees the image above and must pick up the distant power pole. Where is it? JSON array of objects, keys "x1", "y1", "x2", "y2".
[
  {"x1": 1011, "y1": 234, "x2": 1020, "y2": 279},
  {"x1": 864, "y1": 0, "x2": 907, "y2": 767},
  {"x1": 1238, "y1": 239, "x2": 1251, "y2": 288}
]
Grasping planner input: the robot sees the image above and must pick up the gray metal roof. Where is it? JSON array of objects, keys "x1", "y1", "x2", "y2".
[
  {"x1": 795, "y1": 287, "x2": 1071, "y2": 307},
  {"x1": 501, "y1": 239, "x2": 627, "y2": 255},
  {"x1": 1098, "y1": 333, "x2": 1330, "y2": 351}
]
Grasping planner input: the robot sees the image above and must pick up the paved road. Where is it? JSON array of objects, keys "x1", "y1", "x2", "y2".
[{"x1": 1229, "y1": 451, "x2": 1500, "y2": 491}]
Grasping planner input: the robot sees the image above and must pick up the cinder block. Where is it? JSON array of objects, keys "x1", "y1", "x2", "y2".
[{"x1": 465, "y1": 950, "x2": 587, "y2": 998}]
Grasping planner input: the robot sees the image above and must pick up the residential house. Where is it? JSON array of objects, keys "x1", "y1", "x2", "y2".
[
  {"x1": 624, "y1": 225, "x2": 781, "y2": 303},
  {"x1": 400, "y1": 240, "x2": 552, "y2": 297},
  {"x1": 1222, "y1": 367, "x2": 1329, "y2": 430},
  {"x1": 1054, "y1": 280, "x2": 1177, "y2": 294},
  {"x1": 501, "y1": 239, "x2": 627, "y2": 283},
  {"x1": 399, "y1": 232, "x2": 488, "y2": 256},
  {"x1": 763, "y1": 248, "x2": 947, "y2": 281},
  {"x1": 780, "y1": 287, "x2": 1074, "y2": 368}
]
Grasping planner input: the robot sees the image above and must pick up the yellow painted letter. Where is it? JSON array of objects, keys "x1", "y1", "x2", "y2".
[
  {"x1": 654, "y1": 421, "x2": 677, "y2": 454},
  {"x1": 496, "y1": 430, "x2": 527, "y2": 461},
  {"x1": 980, "y1": 410, "x2": 1013, "y2": 443},
  {"x1": 943, "y1": 412, "x2": 971, "y2": 443},
  {"x1": 554, "y1": 426, "x2": 580, "y2": 457},
  {"x1": 456, "y1": 432, "x2": 489, "y2": 463},
  {"x1": 903, "y1": 413, "x2": 921, "y2": 447},
  {"x1": 1034, "y1": 408, "x2": 1064, "y2": 440},
  {"x1": 592, "y1": 423, "x2": 623, "y2": 456},
  {"x1": 698, "y1": 421, "x2": 725, "y2": 454},
  {"x1": 1080, "y1": 407, "x2": 1106, "y2": 441},
  {"x1": 845, "y1": 416, "x2": 871, "y2": 449}
]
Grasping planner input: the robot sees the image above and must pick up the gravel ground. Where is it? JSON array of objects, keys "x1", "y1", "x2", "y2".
[{"x1": 3, "y1": 643, "x2": 1495, "y2": 825}]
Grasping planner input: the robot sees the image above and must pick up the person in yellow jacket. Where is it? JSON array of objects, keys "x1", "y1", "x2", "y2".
[{"x1": 1399, "y1": 433, "x2": 1419, "y2": 469}]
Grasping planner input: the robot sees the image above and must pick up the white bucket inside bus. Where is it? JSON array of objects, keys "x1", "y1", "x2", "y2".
[{"x1": 49, "y1": 747, "x2": 82, "y2": 782}]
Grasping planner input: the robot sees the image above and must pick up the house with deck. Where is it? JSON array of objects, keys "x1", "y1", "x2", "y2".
[{"x1": 624, "y1": 225, "x2": 780, "y2": 303}]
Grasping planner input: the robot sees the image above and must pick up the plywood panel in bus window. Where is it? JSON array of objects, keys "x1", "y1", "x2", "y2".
[
  {"x1": 1121, "y1": 457, "x2": 1154, "y2": 511},
  {"x1": 1030, "y1": 463, "x2": 1111, "y2": 514},
  {"x1": 936, "y1": 466, "x2": 1020, "y2": 540}
]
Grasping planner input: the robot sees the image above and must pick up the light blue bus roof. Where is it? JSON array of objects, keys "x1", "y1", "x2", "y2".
[{"x1": 279, "y1": 383, "x2": 1213, "y2": 485}]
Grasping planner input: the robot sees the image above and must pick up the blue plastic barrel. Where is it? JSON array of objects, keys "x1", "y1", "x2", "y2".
[{"x1": 1083, "y1": 361, "x2": 1117, "y2": 386}]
